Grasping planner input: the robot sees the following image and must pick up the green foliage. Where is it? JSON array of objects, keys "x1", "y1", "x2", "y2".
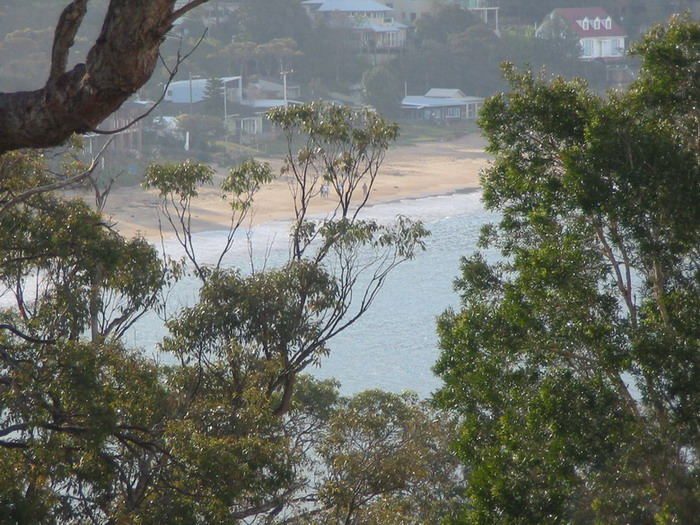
[
  {"x1": 0, "y1": 101, "x2": 435, "y2": 521},
  {"x1": 0, "y1": 151, "x2": 178, "y2": 522},
  {"x1": 500, "y1": 24, "x2": 593, "y2": 82},
  {"x1": 397, "y1": 21, "x2": 604, "y2": 98},
  {"x1": 222, "y1": 158, "x2": 274, "y2": 210},
  {"x1": 144, "y1": 160, "x2": 214, "y2": 198},
  {"x1": 0, "y1": 145, "x2": 434, "y2": 522},
  {"x1": 629, "y1": 13, "x2": 700, "y2": 144},
  {"x1": 434, "y1": 17, "x2": 700, "y2": 523},
  {"x1": 362, "y1": 65, "x2": 402, "y2": 118},
  {"x1": 233, "y1": 0, "x2": 312, "y2": 45},
  {"x1": 174, "y1": 114, "x2": 225, "y2": 152},
  {"x1": 268, "y1": 102, "x2": 400, "y2": 147},
  {"x1": 314, "y1": 390, "x2": 463, "y2": 524},
  {"x1": 144, "y1": 158, "x2": 272, "y2": 279},
  {"x1": 162, "y1": 262, "x2": 337, "y2": 368},
  {"x1": 268, "y1": 102, "x2": 401, "y2": 225},
  {"x1": 202, "y1": 76, "x2": 224, "y2": 115},
  {"x1": 414, "y1": 4, "x2": 479, "y2": 45}
]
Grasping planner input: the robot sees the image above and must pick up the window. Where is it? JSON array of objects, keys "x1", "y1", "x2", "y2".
[
  {"x1": 604, "y1": 17, "x2": 612, "y2": 30},
  {"x1": 446, "y1": 106, "x2": 461, "y2": 118},
  {"x1": 242, "y1": 118, "x2": 258, "y2": 135},
  {"x1": 581, "y1": 18, "x2": 589, "y2": 30},
  {"x1": 582, "y1": 39, "x2": 594, "y2": 57},
  {"x1": 593, "y1": 17, "x2": 600, "y2": 30},
  {"x1": 613, "y1": 38, "x2": 623, "y2": 55}
]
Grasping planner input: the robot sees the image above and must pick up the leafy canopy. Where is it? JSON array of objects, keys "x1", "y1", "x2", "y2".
[{"x1": 434, "y1": 15, "x2": 700, "y2": 524}]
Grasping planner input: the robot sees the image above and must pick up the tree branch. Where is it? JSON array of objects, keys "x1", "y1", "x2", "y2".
[
  {"x1": 0, "y1": 0, "x2": 212, "y2": 153},
  {"x1": 0, "y1": 138, "x2": 112, "y2": 217},
  {"x1": 90, "y1": 31, "x2": 207, "y2": 135},
  {"x1": 49, "y1": 0, "x2": 89, "y2": 86},
  {"x1": 170, "y1": 0, "x2": 211, "y2": 22},
  {"x1": 0, "y1": 324, "x2": 56, "y2": 345}
]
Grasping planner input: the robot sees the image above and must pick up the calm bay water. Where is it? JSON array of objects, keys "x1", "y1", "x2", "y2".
[{"x1": 128, "y1": 191, "x2": 499, "y2": 397}]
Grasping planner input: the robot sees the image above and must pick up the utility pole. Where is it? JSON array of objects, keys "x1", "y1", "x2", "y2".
[
  {"x1": 223, "y1": 78, "x2": 228, "y2": 138},
  {"x1": 189, "y1": 72, "x2": 193, "y2": 114},
  {"x1": 281, "y1": 69, "x2": 294, "y2": 106}
]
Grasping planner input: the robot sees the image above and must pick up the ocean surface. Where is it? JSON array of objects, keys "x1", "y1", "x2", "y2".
[{"x1": 127, "y1": 190, "x2": 499, "y2": 398}]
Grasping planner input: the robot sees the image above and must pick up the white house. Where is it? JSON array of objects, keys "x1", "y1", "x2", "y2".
[
  {"x1": 402, "y1": 89, "x2": 483, "y2": 121},
  {"x1": 302, "y1": 0, "x2": 407, "y2": 51},
  {"x1": 537, "y1": 7, "x2": 626, "y2": 60}
]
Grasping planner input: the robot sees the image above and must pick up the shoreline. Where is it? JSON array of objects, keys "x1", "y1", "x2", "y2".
[
  {"x1": 224, "y1": 185, "x2": 485, "y2": 229},
  {"x1": 95, "y1": 133, "x2": 489, "y2": 241}
]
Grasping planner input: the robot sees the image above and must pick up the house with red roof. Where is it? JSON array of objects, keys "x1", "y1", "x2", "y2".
[{"x1": 536, "y1": 7, "x2": 627, "y2": 61}]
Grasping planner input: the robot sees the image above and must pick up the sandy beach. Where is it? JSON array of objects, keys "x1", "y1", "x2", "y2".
[{"x1": 98, "y1": 133, "x2": 489, "y2": 240}]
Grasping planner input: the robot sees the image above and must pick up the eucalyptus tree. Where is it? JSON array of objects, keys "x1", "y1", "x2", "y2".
[
  {"x1": 0, "y1": 148, "x2": 180, "y2": 522},
  {"x1": 87, "y1": 104, "x2": 426, "y2": 523},
  {"x1": 149, "y1": 102, "x2": 427, "y2": 424},
  {"x1": 310, "y1": 390, "x2": 463, "y2": 524},
  {"x1": 434, "y1": 15, "x2": 700, "y2": 523}
]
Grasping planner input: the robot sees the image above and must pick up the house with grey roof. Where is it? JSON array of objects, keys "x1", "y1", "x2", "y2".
[
  {"x1": 302, "y1": 0, "x2": 407, "y2": 51},
  {"x1": 401, "y1": 89, "x2": 483, "y2": 122},
  {"x1": 164, "y1": 76, "x2": 243, "y2": 105}
]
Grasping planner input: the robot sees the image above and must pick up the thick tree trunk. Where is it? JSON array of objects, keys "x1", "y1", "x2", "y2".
[{"x1": 0, "y1": 0, "x2": 208, "y2": 154}]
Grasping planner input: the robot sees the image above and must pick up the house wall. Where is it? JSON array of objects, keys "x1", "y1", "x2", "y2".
[
  {"x1": 580, "y1": 36, "x2": 626, "y2": 59},
  {"x1": 537, "y1": 10, "x2": 627, "y2": 61},
  {"x1": 165, "y1": 81, "x2": 207, "y2": 104},
  {"x1": 368, "y1": 30, "x2": 406, "y2": 50},
  {"x1": 402, "y1": 101, "x2": 482, "y2": 121}
]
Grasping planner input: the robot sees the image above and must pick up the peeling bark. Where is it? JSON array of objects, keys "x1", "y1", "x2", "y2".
[{"x1": 0, "y1": 0, "x2": 210, "y2": 154}]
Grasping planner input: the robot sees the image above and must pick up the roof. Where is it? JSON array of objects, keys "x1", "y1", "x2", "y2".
[
  {"x1": 168, "y1": 76, "x2": 241, "y2": 90},
  {"x1": 552, "y1": 7, "x2": 626, "y2": 38},
  {"x1": 302, "y1": 0, "x2": 392, "y2": 13},
  {"x1": 401, "y1": 95, "x2": 483, "y2": 109},
  {"x1": 355, "y1": 19, "x2": 407, "y2": 31},
  {"x1": 425, "y1": 88, "x2": 466, "y2": 98},
  {"x1": 245, "y1": 99, "x2": 303, "y2": 110}
]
